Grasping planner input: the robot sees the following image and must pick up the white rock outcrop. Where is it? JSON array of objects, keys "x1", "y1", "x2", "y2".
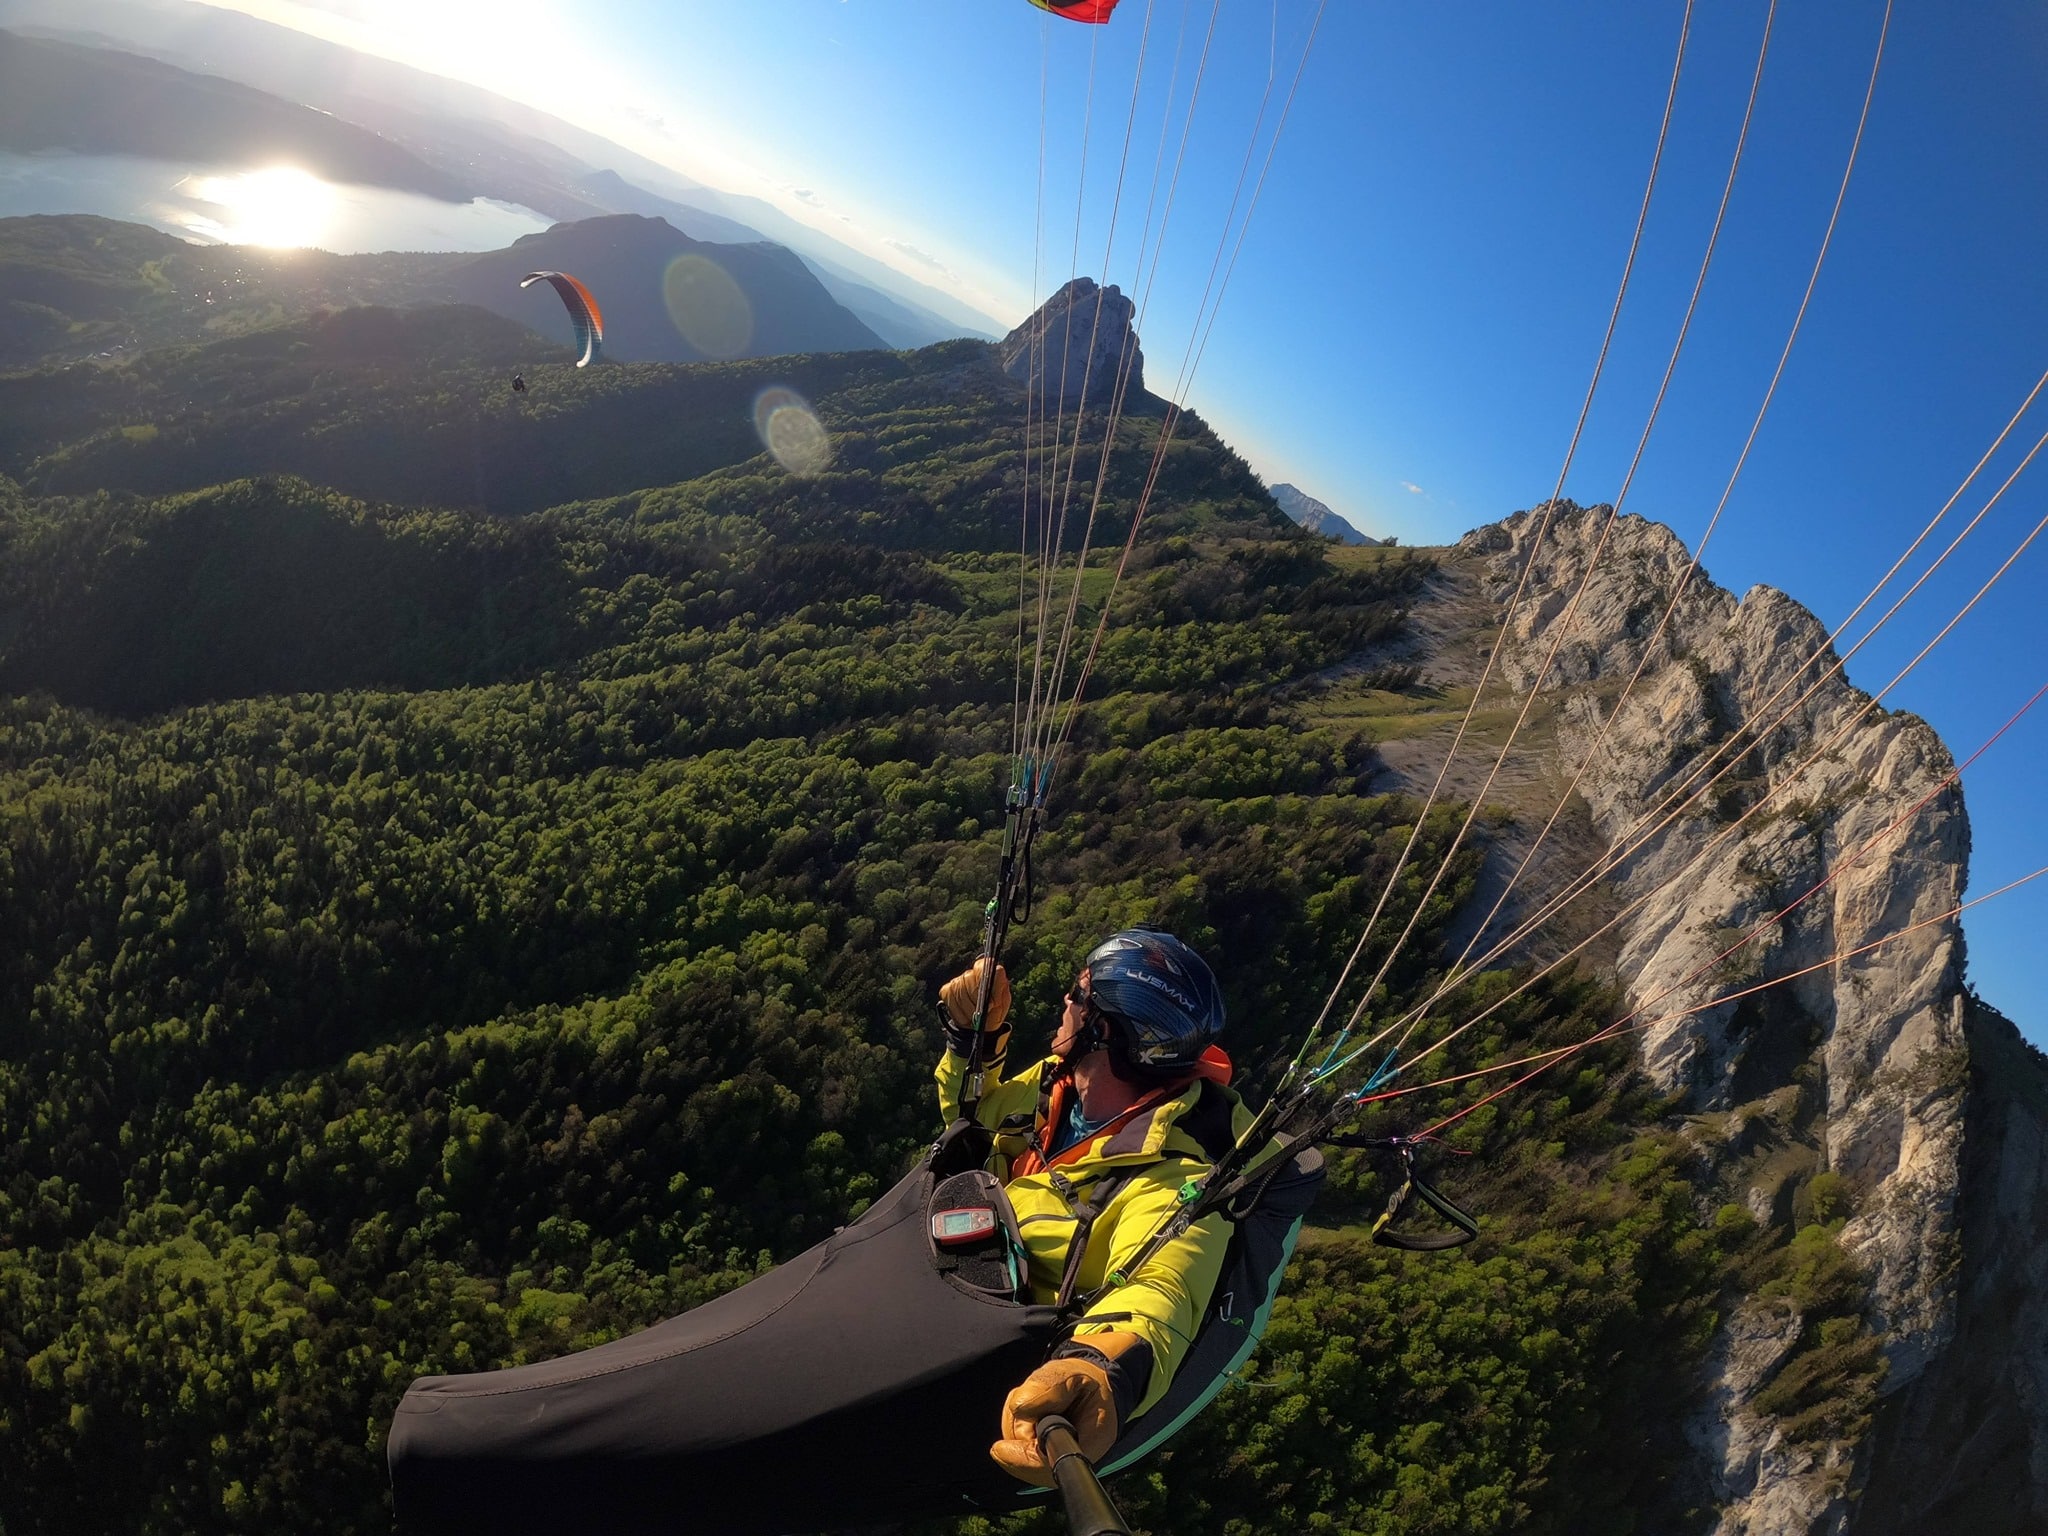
[{"x1": 1446, "y1": 503, "x2": 1972, "y2": 1531}]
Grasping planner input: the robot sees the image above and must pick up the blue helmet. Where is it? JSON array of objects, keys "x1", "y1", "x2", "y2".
[{"x1": 1081, "y1": 927, "x2": 1224, "y2": 1075}]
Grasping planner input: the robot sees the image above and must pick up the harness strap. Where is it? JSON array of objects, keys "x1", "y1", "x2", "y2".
[
  {"x1": 1070, "y1": 1134, "x2": 1294, "y2": 1316},
  {"x1": 1054, "y1": 1169, "x2": 1138, "y2": 1315},
  {"x1": 1008, "y1": 1067, "x2": 1073, "y2": 1179},
  {"x1": 1203, "y1": 1138, "x2": 1296, "y2": 1223}
]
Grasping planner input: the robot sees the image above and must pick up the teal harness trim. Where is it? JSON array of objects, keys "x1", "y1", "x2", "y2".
[{"x1": 1092, "y1": 1207, "x2": 1309, "y2": 1478}]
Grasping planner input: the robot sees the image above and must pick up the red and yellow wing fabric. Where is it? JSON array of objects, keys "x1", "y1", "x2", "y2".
[
  {"x1": 518, "y1": 270, "x2": 605, "y2": 367},
  {"x1": 1028, "y1": 0, "x2": 1121, "y2": 23}
]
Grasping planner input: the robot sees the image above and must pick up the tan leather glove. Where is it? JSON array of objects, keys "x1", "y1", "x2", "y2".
[
  {"x1": 941, "y1": 958, "x2": 1011, "y2": 1031},
  {"x1": 989, "y1": 1355, "x2": 1117, "y2": 1486},
  {"x1": 939, "y1": 959, "x2": 1011, "y2": 1056}
]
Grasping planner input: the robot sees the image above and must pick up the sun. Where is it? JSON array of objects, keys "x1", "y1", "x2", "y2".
[{"x1": 171, "y1": 165, "x2": 341, "y2": 248}]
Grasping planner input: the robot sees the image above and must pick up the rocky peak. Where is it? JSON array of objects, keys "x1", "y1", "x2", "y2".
[
  {"x1": 997, "y1": 277, "x2": 1144, "y2": 410},
  {"x1": 1271, "y1": 482, "x2": 1379, "y2": 544},
  {"x1": 1371, "y1": 500, "x2": 2035, "y2": 1532}
]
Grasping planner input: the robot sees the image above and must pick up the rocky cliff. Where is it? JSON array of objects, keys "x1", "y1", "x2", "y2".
[
  {"x1": 1356, "y1": 501, "x2": 2042, "y2": 1533},
  {"x1": 1855, "y1": 998, "x2": 2048, "y2": 1532},
  {"x1": 998, "y1": 276, "x2": 1145, "y2": 411}
]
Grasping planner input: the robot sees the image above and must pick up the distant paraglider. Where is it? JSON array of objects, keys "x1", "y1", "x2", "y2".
[
  {"x1": 510, "y1": 373, "x2": 526, "y2": 394},
  {"x1": 518, "y1": 270, "x2": 604, "y2": 367},
  {"x1": 1027, "y1": 0, "x2": 1122, "y2": 20}
]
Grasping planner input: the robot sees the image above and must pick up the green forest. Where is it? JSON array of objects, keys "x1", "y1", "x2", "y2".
[{"x1": 0, "y1": 219, "x2": 1886, "y2": 1536}]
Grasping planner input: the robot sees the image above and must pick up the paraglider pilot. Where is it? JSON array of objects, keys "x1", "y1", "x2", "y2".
[
  {"x1": 935, "y1": 928, "x2": 1249, "y2": 1487},
  {"x1": 511, "y1": 373, "x2": 526, "y2": 394}
]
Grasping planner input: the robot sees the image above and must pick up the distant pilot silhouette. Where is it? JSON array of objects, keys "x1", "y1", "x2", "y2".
[{"x1": 511, "y1": 373, "x2": 527, "y2": 394}]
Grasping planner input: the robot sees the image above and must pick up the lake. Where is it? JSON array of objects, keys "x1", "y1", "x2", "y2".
[{"x1": 0, "y1": 152, "x2": 553, "y2": 253}]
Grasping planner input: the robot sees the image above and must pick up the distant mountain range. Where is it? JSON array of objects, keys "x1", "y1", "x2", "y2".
[
  {"x1": 1270, "y1": 482, "x2": 1378, "y2": 544},
  {"x1": 0, "y1": 15, "x2": 901, "y2": 365},
  {"x1": 0, "y1": 30, "x2": 466, "y2": 201},
  {"x1": 0, "y1": 0, "x2": 1001, "y2": 348},
  {"x1": 567, "y1": 168, "x2": 963, "y2": 351},
  {"x1": 450, "y1": 215, "x2": 885, "y2": 363},
  {"x1": 0, "y1": 211, "x2": 886, "y2": 369}
]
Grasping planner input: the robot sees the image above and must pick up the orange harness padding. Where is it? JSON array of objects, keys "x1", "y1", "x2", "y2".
[{"x1": 1008, "y1": 1046, "x2": 1233, "y2": 1179}]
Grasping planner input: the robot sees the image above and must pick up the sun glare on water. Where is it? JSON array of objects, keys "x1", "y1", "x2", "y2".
[{"x1": 168, "y1": 165, "x2": 339, "y2": 248}]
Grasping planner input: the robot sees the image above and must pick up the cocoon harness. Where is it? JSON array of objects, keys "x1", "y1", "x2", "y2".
[{"x1": 387, "y1": 1120, "x2": 1323, "y2": 1535}]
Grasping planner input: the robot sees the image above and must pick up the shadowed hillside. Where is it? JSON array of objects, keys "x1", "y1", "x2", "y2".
[
  {"x1": 0, "y1": 304, "x2": 911, "y2": 514},
  {"x1": 0, "y1": 478, "x2": 598, "y2": 712}
]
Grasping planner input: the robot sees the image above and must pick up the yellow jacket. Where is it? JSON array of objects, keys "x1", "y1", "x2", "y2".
[{"x1": 936, "y1": 1043, "x2": 1252, "y2": 1419}]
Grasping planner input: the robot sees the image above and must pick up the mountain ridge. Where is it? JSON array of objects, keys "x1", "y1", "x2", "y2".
[
  {"x1": 1327, "y1": 502, "x2": 2044, "y2": 1532},
  {"x1": 0, "y1": 211, "x2": 888, "y2": 372},
  {"x1": 1271, "y1": 481, "x2": 1376, "y2": 544},
  {"x1": 446, "y1": 214, "x2": 889, "y2": 363},
  {"x1": 0, "y1": 0, "x2": 1007, "y2": 339}
]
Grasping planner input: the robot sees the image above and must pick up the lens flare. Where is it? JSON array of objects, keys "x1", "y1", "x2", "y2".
[
  {"x1": 753, "y1": 387, "x2": 832, "y2": 477},
  {"x1": 170, "y1": 166, "x2": 338, "y2": 248},
  {"x1": 663, "y1": 254, "x2": 753, "y2": 359}
]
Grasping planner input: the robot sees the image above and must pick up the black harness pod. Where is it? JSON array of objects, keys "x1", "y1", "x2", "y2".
[{"x1": 387, "y1": 1122, "x2": 1323, "y2": 1535}]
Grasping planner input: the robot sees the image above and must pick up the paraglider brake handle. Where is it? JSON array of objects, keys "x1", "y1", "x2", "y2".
[
  {"x1": 1322, "y1": 1133, "x2": 1480, "y2": 1252},
  {"x1": 1034, "y1": 1415, "x2": 1131, "y2": 1536}
]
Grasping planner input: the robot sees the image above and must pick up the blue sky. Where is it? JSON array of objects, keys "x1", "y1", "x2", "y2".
[{"x1": 192, "y1": 0, "x2": 2048, "y2": 1035}]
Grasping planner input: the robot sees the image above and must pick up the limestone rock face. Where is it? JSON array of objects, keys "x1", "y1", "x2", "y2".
[
  {"x1": 997, "y1": 277, "x2": 1144, "y2": 410},
  {"x1": 1687, "y1": 1300, "x2": 1807, "y2": 1502},
  {"x1": 1689, "y1": 1298, "x2": 1858, "y2": 1536},
  {"x1": 1854, "y1": 1004, "x2": 2048, "y2": 1532},
  {"x1": 1477, "y1": 506, "x2": 1967, "y2": 1389},
  {"x1": 1395, "y1": 501, "x2": 1999, "y2": 1531}
]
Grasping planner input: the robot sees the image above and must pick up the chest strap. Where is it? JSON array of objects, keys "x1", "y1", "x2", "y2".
[{"x1": 1053, "y1": 1168, "x2": 1139, "y2": 1315}]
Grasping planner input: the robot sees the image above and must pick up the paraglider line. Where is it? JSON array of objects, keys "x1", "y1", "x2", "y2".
[
  {"x1": 1034, "y1": 0, "x2": 1169, "y2": 768},
  {"x1": 1444, "y1": 0, "x2": 1895, "y2": 997},
  {"x1": 1034, "y1": 0, "x2": 1245, "y2": 767},
  {"x1": 1294, "y1": 0, "x2": 1699, "y2": 1071},
  {"x1": 1029, "y1": 0, "x2": 1220, "y2": 774},
  {"x1": 1404, "y1": 860, "x2": 2048, "y2": 1139},
  {"x1": 1355, "y1": 0, "x2": 1781, "y2": 1070},
  {"x1": 1049, "y1": 0, "x2": 1329, "y2": 764}
]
